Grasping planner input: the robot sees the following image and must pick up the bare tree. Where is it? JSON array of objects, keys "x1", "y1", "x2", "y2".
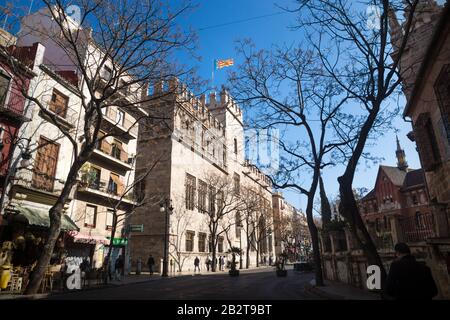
[
  {"x1": 202, "y1": 173, "x2": 241, "y2": 272},
  {"x1": 239, "y1": 185, "x2": 260, "y2": 268},
  {"x1": 291, "y1": 0, "x2": 424, "y2": 282},
  {"x1": 229, "y1": 42, "x2": 350, "y2": 286},
  {"x1": 168, "y1": 196, "x2": 196, "y2": 273},
  {"x1": 2, "y1": 0, "x2": 196, "y2": 293}
]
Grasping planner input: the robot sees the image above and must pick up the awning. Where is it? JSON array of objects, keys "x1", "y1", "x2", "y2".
[
  {"x1": 9, "y1": 206, "x2": 79, "y2": 231},
  {"x1": 70, "y1": 233, "x2": 109, "y2": 245}
]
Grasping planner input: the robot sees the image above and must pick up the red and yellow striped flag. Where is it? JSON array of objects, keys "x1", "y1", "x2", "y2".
[{"x1": 216, "y1": 58, "x2": 234, "y2": 69}]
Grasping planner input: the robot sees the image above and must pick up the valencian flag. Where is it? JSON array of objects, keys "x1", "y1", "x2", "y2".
[{"x1": 215, "y1": 58, "x2": 234, "y2": 69}]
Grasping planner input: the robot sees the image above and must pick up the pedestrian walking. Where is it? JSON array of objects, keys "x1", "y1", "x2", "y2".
[
  {"x1": 205, "y1": 257, "x2": 211, "y2": 271},
  {"x1": 170, "y1": 258, "x2": 174, "y2": 273},
  {"x1": 385, "y1": 243, "x2": 438, "y2": 299},
  {"x1": 115, "y1": 255, "x2": 124, "y2": 281},
  {"x1": 194, "y1": 256, "x2": 200, "y2": 273},
  {"x1": 219, "y1": 256, "x2": 224, "y2": 271},
  {"x1": 147, "y1": 254, "x2": 155, "y2": 275}
]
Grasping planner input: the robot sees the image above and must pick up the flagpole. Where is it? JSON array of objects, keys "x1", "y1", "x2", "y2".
[{"x1": 212, "y1": 59, "x2": 215, "y2": 92}]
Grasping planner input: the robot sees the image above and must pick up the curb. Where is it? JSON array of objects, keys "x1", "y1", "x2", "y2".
[{"x1": 303, "y1": 282, "x2": 342, "y2": 300}]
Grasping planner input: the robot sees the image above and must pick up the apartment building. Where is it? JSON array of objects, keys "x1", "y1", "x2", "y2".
[{"x1": 5, "y1": 7, "x2": 145, "y2": 269}]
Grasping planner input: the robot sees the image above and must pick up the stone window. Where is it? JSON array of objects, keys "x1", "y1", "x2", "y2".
[
  {"x1": 84, "y1": 205, "x2": 97, "y2": 228},
  {"x1": 208, "y1": 185, "x2": 216, "y2": 215},
  {"x1": 434, "y1": 64, "x2": 450, "y2": 145},
  {"x1": 414, "y1": 112, "x2": 441, "y2": 171},
  {"x1": 234, "y1": 138, "x2": 238, "y2": 154},
  {"x1": 233, "y1": 173, "x2": 240, "y2": 195},
  {"x1": 198, "y1": 232, "x2": 206, "y2": 252},
  {"x1": 235, "y1": 211, "x2": 242, "y2": 238},
  {"x1": 218, "y1": 236, "x2": 224, "y2": 253},
  {"x1": 185, "y1": 231, "x2": 195, "y2": 252},
  {"x1": 198, "y1": 180, "x2": 207, "y2": 213},
  {"x1": 185, "y1": 173, "x2": 196, "y2": 210},
  {"x1": 216, "y1": 190, "x2": 224, "y2": 212}
]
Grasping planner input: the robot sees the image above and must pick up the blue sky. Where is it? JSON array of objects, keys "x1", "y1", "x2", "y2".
[
  {"x1": 179, "y1": 0, "x2": 422, "y2": 213},
  {"x1": 4, "y1": 0, "x2": 426, "y2": 214}
]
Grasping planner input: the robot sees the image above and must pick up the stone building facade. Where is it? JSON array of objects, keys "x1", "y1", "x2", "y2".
[
  {"x1": 400, "y1": 0, "x2": 450, "y2": 298},
  {"x1": 129, "y1": 83, "x2": 277, "y2": 273}
]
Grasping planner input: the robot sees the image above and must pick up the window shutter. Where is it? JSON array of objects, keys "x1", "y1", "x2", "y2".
[
  {"x1": 49, "y1": 89, "x2": 68, "y2": 117},
  {"x1": 414, "y1": 112, "x2": 441, "y2": 171}
]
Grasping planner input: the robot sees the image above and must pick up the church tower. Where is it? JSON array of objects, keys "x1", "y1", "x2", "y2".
[{"x1": 396, "y1": 135, "x2": 409, "y2": 171}]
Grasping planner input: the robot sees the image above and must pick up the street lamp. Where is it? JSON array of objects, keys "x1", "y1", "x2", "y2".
[
  {"x1": 159, "y1": 198, "x2": 173, "y2": 277},
  {"x1": 238, "y1": 223, "x2": 243, "y2": 269}
]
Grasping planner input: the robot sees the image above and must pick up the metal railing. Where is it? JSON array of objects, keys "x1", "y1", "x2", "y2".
[
  {"x1": 399, "y1": 212, "x2": 435, "y2": 242},
  {"x1": 103, "y1": 108, "x2": 138, "y2": 136}
]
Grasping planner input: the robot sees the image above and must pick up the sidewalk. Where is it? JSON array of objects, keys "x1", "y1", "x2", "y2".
[
  {"x1": 0, "y1": 265, "x2": 274, "y2": 300},
  {"x1": 305, "y1": 279, "x2": 382, "y2": 300}
]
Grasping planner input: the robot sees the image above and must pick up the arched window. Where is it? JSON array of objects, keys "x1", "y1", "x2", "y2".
[{"x1": 234, "y1": 138, "x2": 238, "y2": 154}]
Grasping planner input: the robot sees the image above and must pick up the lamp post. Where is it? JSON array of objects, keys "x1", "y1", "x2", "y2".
[
  {"x1": 239, "y1": 225, "x2": 243, "y2": 269},
  {"x1": 159, "y1": 199, "x2": 173, "y2": 277}
]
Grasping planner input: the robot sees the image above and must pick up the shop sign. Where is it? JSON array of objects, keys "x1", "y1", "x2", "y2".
[
  {"x1": 107, "y1": 237, "x2": 128, "y2": 246},
  {"x1": 128, "y1": 224, "x2": 144, "y2": 232}
]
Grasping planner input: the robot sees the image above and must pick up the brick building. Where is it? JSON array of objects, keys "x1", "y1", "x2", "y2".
[{"x1": 360, "y1": 137, "x2": 433, "y2": 248}]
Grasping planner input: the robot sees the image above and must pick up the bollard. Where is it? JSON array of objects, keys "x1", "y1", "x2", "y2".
[{"x1": 136, "y1": 258, "x2": 142, "y2": 275}]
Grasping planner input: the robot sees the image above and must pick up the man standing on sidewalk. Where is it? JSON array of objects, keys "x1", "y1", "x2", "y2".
[
  {"x1": 194, "y1": 256, "x2": 200, "y2": 273},
  {"x1": 385, "y1": 243, "x2": 438, "y2": 299},
  {"x1": 147, "y1": 255, "x2": 155, "y2": 275}
]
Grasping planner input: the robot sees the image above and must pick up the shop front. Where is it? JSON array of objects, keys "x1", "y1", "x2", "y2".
[{"x1": 0, "y1": 205, "x2": 79, "y2": 293}]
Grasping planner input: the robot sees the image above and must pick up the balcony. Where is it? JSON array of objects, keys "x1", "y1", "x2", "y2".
[
  {"x1": 101, "y1": 107, "x2": 138, "y2": 140},
  {"x1": 77, "y1": 175, "x2": 137, "y2": 206},
  {"x1": 92, "y1": 140, "x2": 133, "y2": 171},
  {"x1": 38, "y1": 103, "x2": 78, "y2": 130},
  {"x1": 0, "y1": 91, "x2": 30, "y2": 122},
  {"x1": 399, "y1": 213, "x2": 435, "y2": 243}
]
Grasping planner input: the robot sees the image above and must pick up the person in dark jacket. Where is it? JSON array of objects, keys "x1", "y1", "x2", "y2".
[
  {"x1": 385, "y1": 243, "x2": 438, "y2": 299},
  {"x1": 147, "y1": 255, "x2": 155, "y2": 275}
]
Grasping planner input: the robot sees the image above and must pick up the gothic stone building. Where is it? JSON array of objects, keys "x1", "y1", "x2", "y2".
[{"x1": 129, "y1": 82, "x2": 276, "y2": 273}]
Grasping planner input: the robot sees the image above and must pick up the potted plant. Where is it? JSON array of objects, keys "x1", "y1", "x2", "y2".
[
  {"x1": 276, "y1": 252, "x2": 288, "y2": 277},
  {"x1": 227, "y1": 247, "x2": 242, "y2": 277}
]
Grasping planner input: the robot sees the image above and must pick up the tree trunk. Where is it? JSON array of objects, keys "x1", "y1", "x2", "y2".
[
  {"x1": 319, "y1": 176, "x2": 332, "y2": 227},
  {"x1": 25, "y1": 155, "x2": 88, "y2": 294},
  {"x1": 336, "y1": 102, "x2": 387, "y2": 284},
  {"x1": 103, "y1": 211, "x2": 118, "y2": 284},
  {"x1": 256, "y1": 244, "x2": 259, "y2": 267},
  {"x1": 212, "y1": 245, "x2": 217, "y2": 272},
  {"x1": 338, "y1": 176, "x2": 387, "y2": 282}
]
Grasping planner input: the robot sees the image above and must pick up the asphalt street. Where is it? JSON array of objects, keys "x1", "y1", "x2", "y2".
[{"x1": 46, "y1": 268, "x2": 322, "y2": 300}]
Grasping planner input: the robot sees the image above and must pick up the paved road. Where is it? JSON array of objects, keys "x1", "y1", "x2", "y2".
[{"x1": 46, "y1": 268, "x2": 322, "y2": 300}]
